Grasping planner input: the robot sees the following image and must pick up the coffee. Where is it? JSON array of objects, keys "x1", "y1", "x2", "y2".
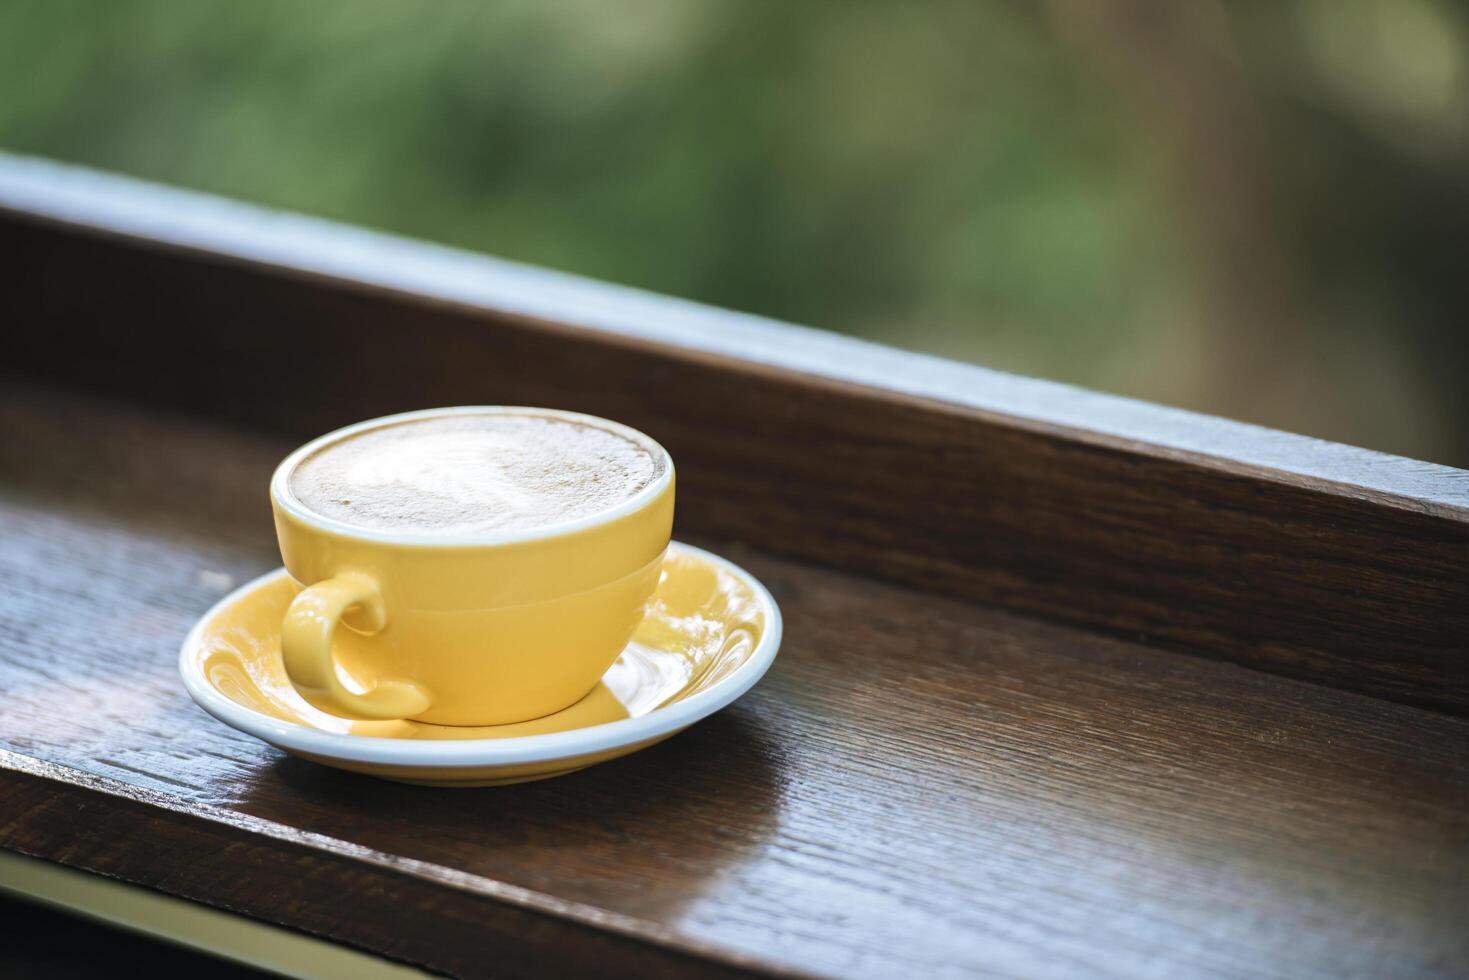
[{"x1": 287, "y1": 412, "x2": 664, "y2": 535}]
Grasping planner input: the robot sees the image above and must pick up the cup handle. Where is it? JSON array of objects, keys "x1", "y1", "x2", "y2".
[{"x1": 280, "y1": 572, "x2": 432, "y2": 721}]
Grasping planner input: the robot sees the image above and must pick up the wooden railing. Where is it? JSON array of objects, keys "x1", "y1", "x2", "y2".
[
  {"x1": 3, "y1": 152, "x2": 1465, "y2": 713},
  {"x1": 1, "y1": 153, "x2": 1466, "y2": 979}
]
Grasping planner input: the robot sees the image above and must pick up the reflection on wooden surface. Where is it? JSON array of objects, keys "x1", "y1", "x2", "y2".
[{"x1": 1, "y1": 383, "x2": 1467, "y2": 977}]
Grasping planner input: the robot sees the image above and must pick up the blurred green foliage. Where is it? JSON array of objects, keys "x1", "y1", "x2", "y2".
[{"x1": 2, "y1": 0, "x2": 1465, "y2": 462}]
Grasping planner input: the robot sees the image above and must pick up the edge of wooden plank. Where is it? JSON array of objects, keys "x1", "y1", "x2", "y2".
[
  {"x1": 0, "y1": 750, "x2": 792, "y2": 980},
  {"x1": 0, "y1": 849, "x2": 431, "y2": 979},
  {"x1": 0, "y1": 150, "x2": 1463, "y2": 519}
]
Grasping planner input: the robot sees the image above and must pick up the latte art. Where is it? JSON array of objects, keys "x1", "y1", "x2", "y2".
[{"x1": 288, "y1": 412, "x2": 664, "y2": 535}]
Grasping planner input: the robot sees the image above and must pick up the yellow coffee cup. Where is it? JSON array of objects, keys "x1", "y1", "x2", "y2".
[{"x1": 269, "y1": 407, "x2": 674, "y2": 726}]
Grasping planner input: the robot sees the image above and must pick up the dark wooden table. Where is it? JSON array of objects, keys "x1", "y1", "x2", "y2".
[{"x1": 2, "y1": 154, "x2": 1467, "y2": 978}]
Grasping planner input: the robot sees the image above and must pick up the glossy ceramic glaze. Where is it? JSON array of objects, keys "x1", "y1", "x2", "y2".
[
  {"x1": 179, "y1": 542, "x2": 781, "y2": 786},
  {"x1": 270, "y1": 407, "x2": 675, "y2": 726}
]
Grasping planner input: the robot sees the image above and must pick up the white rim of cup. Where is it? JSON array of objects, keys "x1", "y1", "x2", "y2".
[
  {"x1": 269, "y1": 406, "x2": 675, "y2": 547},
  {"x1": 177, "y1": 542, "x2": 782, "y2": 767}
]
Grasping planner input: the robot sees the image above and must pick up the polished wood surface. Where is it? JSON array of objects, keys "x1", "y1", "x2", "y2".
[
  {"x1": 2, "y1": 384, "x2": 1467, "y2": 978},
  {"x1": 2, "y1": 157, "x2": 1466, "y2": 713}
]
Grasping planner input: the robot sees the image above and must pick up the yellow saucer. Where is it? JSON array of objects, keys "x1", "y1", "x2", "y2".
[{"x1": 179, "y1": 542, "x2": 780, "y2": 786}]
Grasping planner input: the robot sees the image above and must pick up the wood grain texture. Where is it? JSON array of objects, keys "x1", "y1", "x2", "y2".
[
  {"x1": 2, "y1": 191, "x2": 1467, "y2": 713},
  {"x1": 2, "y1": 385, "x2": 1468, "y2": 978},
  {"x1": 0, "y1": 761, "x2": 763, "y2": 980},
  {"x1": 1, "y1": 152, "x2": 1463, "y2": 514}
]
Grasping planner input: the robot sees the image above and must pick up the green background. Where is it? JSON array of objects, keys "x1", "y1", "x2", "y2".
[{"x1": 4, "y1": 0, "x2": 1465, "y2": 463}]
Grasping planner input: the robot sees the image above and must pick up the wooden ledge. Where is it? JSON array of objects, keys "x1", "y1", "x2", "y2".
[
  {"x1": 1, "y1": 382, "x2": 1467, "y2": 977},
  {"x1": 1, "y1": 157, "x2": 1467, "y2": 977},
  {"x1": 1, "y1": 152, "x2": 1464, "y2": 518},
  {"x1": 1, "y1": 153, "x2": 1466, "y2": 713}
]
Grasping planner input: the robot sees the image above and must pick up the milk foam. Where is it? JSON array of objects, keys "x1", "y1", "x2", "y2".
[{"x1": 288, "y1": 413, "x2": 663, "y2": 535}]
